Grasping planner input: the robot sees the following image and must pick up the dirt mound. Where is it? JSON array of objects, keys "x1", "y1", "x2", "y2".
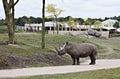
[
  {"x1": 32, "y1": 52, "x2": 71, "y2": 66},
  {"x1": 0, "y1": 51, "x2": 71, "y2": 69},
  {"x1": 0, "y1": 53, "x2": 31, "y2": 69}
]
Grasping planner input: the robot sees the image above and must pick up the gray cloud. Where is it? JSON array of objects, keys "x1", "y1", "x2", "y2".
[{"x1": 0, "y1": 0, "x2": 120, "y2": 19}]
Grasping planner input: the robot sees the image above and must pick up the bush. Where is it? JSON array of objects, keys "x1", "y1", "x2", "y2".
[
  {"x1": 0, "y1": 26, "x2": 7, "y2": 33},
  {"x1": 109, "y1": 33, "x2": 120, "y2": 37}
]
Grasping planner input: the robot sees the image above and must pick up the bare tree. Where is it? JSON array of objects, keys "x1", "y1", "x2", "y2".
[
  {"x1": 41, "y1": 0, "x2": 45, "y2": 49},
  {"x1": 2, "y1": 0, "x2": 19, "y2": 44}
]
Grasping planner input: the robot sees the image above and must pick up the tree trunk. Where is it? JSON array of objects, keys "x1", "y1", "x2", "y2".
[
  {"x1": 8, "y1": 13, "x2": 15, "y2": 44},
  {"x1": 55, "y1": 16, "x2": 59, "y2": 34},
  {"x1": 9, "y1": 0, "x2": 14, "y2": 44},
  {"x1": 2, "y1": 0, "x2": 19, "y2": 44},
  {"x1": 41, "y1": 0, "x2": 45, "y2": 49}
]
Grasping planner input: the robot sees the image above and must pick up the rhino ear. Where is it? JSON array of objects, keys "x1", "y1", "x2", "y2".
[{"x1": 66, "y1": 42, "x2": 69, "y2": 45}]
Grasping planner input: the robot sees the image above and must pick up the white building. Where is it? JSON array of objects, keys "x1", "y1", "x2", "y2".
[
  {"x1": 25, "y1": 23, "x2": 42, "y2": 31},
  {"x1": 24, "y1": 22, "x2": 55, "y2": 32},
  {"x1": 101, "y1": 19, "x2": 117, "y2": 30}
]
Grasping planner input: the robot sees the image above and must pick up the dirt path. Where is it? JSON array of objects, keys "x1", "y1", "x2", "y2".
[
  {"x1": 98, "y1": 42, "x2": 114, "y2": 55},
  {"x1": 89, "y1": 39, "x2": 115, "y2": 55},
  {"x1": 0, "y1": 59, "x2": 120, "y2": 78}
]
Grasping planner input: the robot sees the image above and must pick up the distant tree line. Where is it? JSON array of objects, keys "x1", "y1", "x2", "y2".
[
  {"x1": 0, "y1": 19, "x2": 5, "y2": 26},
  {"x1": 0, "y1": 16, "x2": 120, "y2": 26}
]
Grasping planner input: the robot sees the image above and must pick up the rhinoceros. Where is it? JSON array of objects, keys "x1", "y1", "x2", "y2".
[{"x1": 55, "y1": 42, "x2": 97, "y2": 65}]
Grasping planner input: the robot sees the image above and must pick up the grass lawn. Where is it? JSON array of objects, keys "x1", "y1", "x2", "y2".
[
  {"x1": 0, "y1": 33, "x2": 91, "y2": 67},
  {"x1": 86, "y1": 37, "x2": 120, "y2": 51},
  {"x1": 18, "y1": 67, "x2": 120, "y2": 79},
  {"x1": 15, "y1": 33, "x2": 87, "y2": 48},
  {"x1": 85, "y1": 37, "x2": 120, "y2": 59},
  {"x1": 0, "y1": 25, "x2": 7, "y2": 30},
  {"x1": 0, "y1": 33, "x2": 120, "y2": 57},
  {"x1": 2, "y1": 33, "x2": 89, "y2": 56},
  {"x1": 0, "y1": 33, "x2": 120, "y2": 79}
]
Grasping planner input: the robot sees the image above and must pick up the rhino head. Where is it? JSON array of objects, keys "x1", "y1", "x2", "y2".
[{"x1": 55, "y1": 42, "x2": 72, "y2": 56}]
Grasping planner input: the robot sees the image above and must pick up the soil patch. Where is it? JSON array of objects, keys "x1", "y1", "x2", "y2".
[{"x1": 0, "y1": 51, "x2": 71, "y2": 69}]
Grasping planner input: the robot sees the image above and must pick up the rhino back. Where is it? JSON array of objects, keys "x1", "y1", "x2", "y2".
[{"x1": 67, "y1": 43, "x2": 97, "y2": 57}]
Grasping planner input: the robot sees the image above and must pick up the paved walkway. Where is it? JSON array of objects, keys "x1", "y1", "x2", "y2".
[{"x1": 0, "y1": 59, "x2": 120, "y2": 78}]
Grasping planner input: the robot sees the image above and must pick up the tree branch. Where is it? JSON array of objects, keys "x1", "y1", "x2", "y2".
[
  {"x1": 9, "y1": 0, "x2": 19, "y2": 9},
  {"x1": 9, "y1": 0, "x2": 13, "y2": 9},
  {"x1": 2, "y1": 0, "x2": 9, "y2": 22},
  {"x1": 14, "y1": 0, "x2": 19, "y2": 6}
]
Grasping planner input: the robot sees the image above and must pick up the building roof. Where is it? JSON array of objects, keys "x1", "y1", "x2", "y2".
[
  {"x1": 102, "y1": 19, "x2": 118, "y2": 24},
  {"x1": 116, "y1": 28, "x2": 120, "y2": 32},
  {"x1": 25, "y1": 23, "x2": 41, "y2": 27},
  {"x1": 102, "y1": 26, "x2": 116, "y2": 30},
  {"x1": 45, "y1": 22, "x2": 55, "y2": 27},
  {"x1": 25, "y1": 21, "x2": 55, "y2": 27}
]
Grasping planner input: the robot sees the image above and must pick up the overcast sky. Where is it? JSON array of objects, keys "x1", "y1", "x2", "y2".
[{"x1": 0, "y1": 0, "x2": 120, "y2": 19}]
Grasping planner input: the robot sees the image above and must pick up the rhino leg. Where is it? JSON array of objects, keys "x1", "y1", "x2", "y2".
[
  {"x1": 71, "y1": 56, "x2": 76, "y2": 65},
  {"x1": 76, "y1": 58, "x2": 80, "y2": 65},
  {"x1": 89, "y1": 54, "x2": 96, "y2": 65}
]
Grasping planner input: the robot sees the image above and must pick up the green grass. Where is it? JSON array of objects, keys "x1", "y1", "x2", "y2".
[
  {"x1": 18, "y1": 67, "x2": 120, "y2": 79},
  {"x1": 85, "y1": 37, "x2": 120, "y2": 59},
  {"x1": 0, "y1": 33, "x2": 8, "y2": 42},
  {"x1": 0, "y1": 33, "x2": 120, "y2": 79},
  {"x1": 98, "y1": 51, "x2": 120, "y2": 59},
  {"x1": 107, "y1": 40, "x2": 120, "y2": 50},
  {"x1": 0, "y1": 33, "x2": 119, "y2": 57},
  {"x1": 0, "y1": 33, "x2": 89, "y2": 56},
  {"x1": 86, "y1": 37, "x2": 120, "y2": 51},
  {"x1": 110, "y1": 34, "x2": 120, "y2": 37},
  {"x1": 15, "y1": 33, "x2": 87, "y2": 48},
  {"x1": 0, "y1": 25, "x2": 7, "y2": 30},
  {"x1": 0, "y1": 45, "x2": 40, "y2": 56}
]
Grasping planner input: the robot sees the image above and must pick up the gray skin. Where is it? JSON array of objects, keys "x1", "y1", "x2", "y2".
[{"x1": 55, "y1": 42, "x2": 97, "y2": 65}]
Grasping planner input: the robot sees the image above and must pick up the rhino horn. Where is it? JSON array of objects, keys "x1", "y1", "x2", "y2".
[{"x1": 55, "y1": 47, "x2": 60, "y2": 53}]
